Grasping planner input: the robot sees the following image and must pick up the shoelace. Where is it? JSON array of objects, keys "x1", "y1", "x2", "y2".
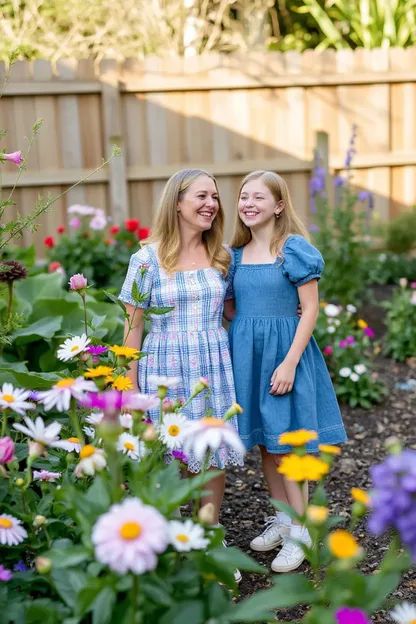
[
  {"x1": 277, "y1": 537, "x2": 300, "y2": 560},
  {"x1": 260, "y1": 516, "x2": 280, "y2": 537}
]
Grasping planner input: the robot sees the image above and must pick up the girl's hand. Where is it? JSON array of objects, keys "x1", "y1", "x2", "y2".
[{"x1": 270, "y1": 361, "x2": 297, "y2": 395}]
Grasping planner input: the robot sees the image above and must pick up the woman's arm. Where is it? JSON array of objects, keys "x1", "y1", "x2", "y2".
[
  {"x1": 270, "y1": 280, "x2": 319, "y2": 395},
  {"x1": 223, "y1": 299, "x2": 236, "y2": 322},
  {"x1": 123, "y1": 303, "x2": 146, "y2": 393}
]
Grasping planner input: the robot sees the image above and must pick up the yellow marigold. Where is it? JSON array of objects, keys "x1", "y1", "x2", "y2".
[
  {"x1": 320, "y1": 301, "x2": 328, "y2": 308},
  {"x1": 328, "y1": 530, "x2": 360, "y2": 559},
  {"x1": 351, "y1": 488, "x2": 370, "y2": 506},
  {"x1": 278, "y1": 454, "x2": 329, "y2": 482},
  {"x1": 279, "y1": 429, "x2": 318, "y2": 447},
  {"x1": 319, "y1": 444, "x2": 341, "y2": 455},
  {"x1": 302, "y1": 455, "x2": 330, "y2": 480},
  {"x1": 105, "y1": 375, "x2": 114, "y2": 384},
  {"x1": 84, "y1": 366, "x2": 114, "y2": 378},
  {"x1": 307, "y1": 505, "x2": 329, "y2": 524},
  {"x1": 110, "y1": 346, "x2": 140, "y2": 359},
  {"x1": 357, "y1": 319, "x2": 368, "y2": 329},
  {"x1": 112, "y1": 376, "x2": 134, "y2": 391}
]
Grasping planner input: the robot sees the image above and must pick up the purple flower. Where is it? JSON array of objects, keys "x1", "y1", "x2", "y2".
[
  {"x1": 345, "y1": 148, "x2": 356, "y2": 168},
  {"x1": 0, "y1": 565, "x2": 12, "y2": 581},
  {"x1": 334, "y1": 176, "x2": 346, "y2": 188},
  {"x1": 28, "y1": 390, "x2": 40, "y2": 402},
  {"x1": 81, "y1": 390, "x2": 125, "y2": 418},
  {"x1": 172, "y1": 450, "x2": 188, "y2": 464},
  {"x1": 335, "y1": 607, "x2": 370, "y2": 624},
  {"x1": 339, "y1": 339, "x2": 348, "y2": 349},
  {"x1": 0, "y1": 437, "x2": 15, "y2": 464},
  {"x1": 358, "y1": 191, "x2": 370, "y2": 202},
  {"x1": 363, "y1": 327, "x2": 375, "y2": 338},
  {"x1": 368, "y1": 450, "x2": 416, "y2": 560},
  {"x1": 346, "y1": 335, "x2": 355, "y2": 345},
  {"x1": 87, "y1": 345, "x2": 108, "y2": 356},
  {"x1": 309, "y1": 198, "x2": 316, "y2": 213},
  {"x1": 13, "y1": 560, "x2": 27, "y2": 572},
  {"x1": 309, "y1": 224, "x2": 319, "y2": 232}
]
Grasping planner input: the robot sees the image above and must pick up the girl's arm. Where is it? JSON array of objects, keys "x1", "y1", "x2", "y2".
[
  {"x1": 123, "y1": 303, "x2": 146, "y2": 393},
  {"x1": 223, "y1": 299, "x2": 236, "y2": 322},
  {"x1": 270, "y1": 280, "x2": 319, "y2": 395}
]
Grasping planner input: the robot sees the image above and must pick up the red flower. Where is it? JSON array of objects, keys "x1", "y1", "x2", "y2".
[
  {"x1": 104, "y1": 238, "x2": 114, "y2": 245},
  {"x1": 124, "y1": 219, "x2": 140, "y2": 232},
  {"x1": 125, "y1": 240, "x2": 133, "y2": 247},
  {"x1": 138, "y1": 227, "x2": 150, "y2": 240},
  {"x1": 44, "y1": 236, "x2": 54, "y2": 248},
  {"x1": 110, "y1": 225, "x2": 120, "y2": 235},
  {"x1": 48, "y1": 261, "x2": 62, "y2": 272},
  {"x1": 81, "y1": 232, "x2": 89, "y2": 239},
  {"x1": 57, "y1": 226, "x2": 65, "y2": 234}
]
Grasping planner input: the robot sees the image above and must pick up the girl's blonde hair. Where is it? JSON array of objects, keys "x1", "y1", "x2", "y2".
[
  {"x1": 230, "y1": 170, "x2": 310, "y2": 257},
  {"x1": 145, "y1": 168, "x2": 230, "y2": 276}
]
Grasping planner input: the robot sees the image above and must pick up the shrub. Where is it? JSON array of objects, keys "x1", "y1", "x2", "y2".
[
  {"x1": 362, "y1": 251, "x2": 416, "y2": 285},
  {"x1": 383, "y1": 279, "x2": 416, "y2": 362},
  {"x1": 384, "y1": 209, "x2": 416, "y2": 253}
]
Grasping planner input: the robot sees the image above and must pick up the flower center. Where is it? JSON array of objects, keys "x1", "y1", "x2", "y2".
[
  {"x1": 56, "y1": 378, "x2": 75, "y2": 389},
  {"x1": 120, "y1": 521, "x2": 141, "y2": 540},
  {"x1": 1, "y1": 394, "x2": 15, "y2": 403},
  {"x1": 0, "y1": 518, "x2": 13, "y2": 529},
  {"x1": 168, "y1": 425, "x2": 180, "y2": 437},
  {"x1": 124, "y1": 442, "x2": 135, "y2": 451},
  {"x1": 80, "y1": 445, "x2": 95, "y2": 459},
  {"x1": 68, "y1": 437, "x2": 80, "y2": 444},
  {"x1": 176, "y1": 534, "x2": 189, "y2": 543},
  {"x1": 70, "y1": 345, "x2": 80, "y2": 352},
  {"x1": 201, "y1": 417, "x2": 225, "y2": 428}
]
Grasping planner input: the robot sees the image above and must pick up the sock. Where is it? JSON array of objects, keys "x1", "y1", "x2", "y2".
[
  {"x1": 276, "y1": 511, "x2": 291, "y2": 525},
  {"x1": 290, "y1": 524, "x2": 310, "y2": 542}
]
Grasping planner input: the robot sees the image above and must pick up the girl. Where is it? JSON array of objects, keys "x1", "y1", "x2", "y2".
[
  {"x1": 225, "y1": 170, "x2": 347, "y2": 573},
  {"x1": 119, "y1": 169, "x2": 244, "y2": 580}
]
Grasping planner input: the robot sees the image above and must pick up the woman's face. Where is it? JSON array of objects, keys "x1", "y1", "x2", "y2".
[
  {"x1": 238, "y1": 179, "x2": 282, "y2": 229},
  {"x1": 177, "y1": 175, "x2": 220, "y2": 232}
]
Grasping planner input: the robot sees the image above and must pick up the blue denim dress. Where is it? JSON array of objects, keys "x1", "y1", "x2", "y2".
[{"x1": 229, "y1": 235, "x2": 347, "y2": 454}]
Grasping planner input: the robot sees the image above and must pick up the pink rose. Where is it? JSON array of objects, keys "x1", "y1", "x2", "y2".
[
  {"x1": 69, "y1": 273, "x2": 87, "y2": 291},
  {"x1": 69, "y1": 216, "x2": 82, "y2": 230},
  {"x1": 2, "y1": 151, "x2": 22, "y2": 165},
  {"x1": 0, "y1": 437, "x2": 15, "y2": 464},
  {"x1": 323, "y1": 346, "x2": 333, "y2": 355}
]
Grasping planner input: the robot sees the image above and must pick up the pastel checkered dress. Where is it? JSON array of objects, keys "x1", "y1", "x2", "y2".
[{"x1": 119, "y1": 243, "x2": 244, "y2": 473}]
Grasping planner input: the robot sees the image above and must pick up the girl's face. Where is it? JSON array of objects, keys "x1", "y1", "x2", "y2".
[
  {"x1": 238, "y1": 179, "x2": 283, "y2": 229},
  {"x1": 177, "y1": 176, "x2": 219, "y2": 232}
]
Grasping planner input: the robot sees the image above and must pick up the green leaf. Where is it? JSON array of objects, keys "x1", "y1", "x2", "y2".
[
  {"x1": 15, "y1": 272, "x2": 64, "y2": 307},
  {"x1": 29, "y1": 298, "x2": 79, "y2": 324},
  {"x1": 146, "y1": 306, "x2": 175, "y2": 315},
  {"x1": 104, "y1": 289, "x2": 126, "y2": 314},
  {"x1": 92, "y1": 587, "x2": 116, "y2": 624},
  {"x1": 1, "y1": 369, "x2": 61, "y2": 389},
  {"x1": 158, "y1": 600, "x2": 204, "y2": 624},
  {"x1": 12, "y1": 317, "x2": 63, "y2": 344},
  {"x1": 270, "y1": 499, "x2": 302, "y2": 523},
  {"x1": 91, "y1": 315, "x2": 106, "y2": 330},
  {"x1": 207, "y1": 546, "x2": 265, "y2": 574},
  {"x1": 51, "y1": 568, "x2": 88, "y2": 608},
  {"x1": 45, "y1": 545, "x2": 92, "y2": 569},
  {"x1": 366, "y1": 571, "x2": 402, "y2": 612}
]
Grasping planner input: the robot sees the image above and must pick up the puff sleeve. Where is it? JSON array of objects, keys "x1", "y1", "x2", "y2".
[
  {"x1": 224, "y1": 246, "x2": 236, "y2": 300},
  {"x1": 118, "y1": 246, "x2": 155, "y2": 308},
  {"x1": 282, "y1": 235, "x2": 324, "y2": 287}
]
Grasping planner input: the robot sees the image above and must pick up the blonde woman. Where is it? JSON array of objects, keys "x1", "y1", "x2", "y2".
[{"x1": 224, "y1": 171, "x2": 346, "y2": 573}]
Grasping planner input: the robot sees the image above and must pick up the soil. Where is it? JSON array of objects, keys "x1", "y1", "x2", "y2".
[{"x1": 220, "y1": 285, "x2": 416, "y2": 623}]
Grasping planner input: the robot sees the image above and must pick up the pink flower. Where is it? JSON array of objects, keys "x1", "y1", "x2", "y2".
[
  {"x1": 0, "y1": 565, "x2": 12, "y2": 581},
  {"x1": 33, "y1": 470, "x2": 61, "y2": 482},
  {"x1": 0, "y1": 437, "x2": 14, "y2": 464},
  {"x1": 92, "y1": 498, "x2": 168, "y2": 573},
  {"x1": 69, "y1": 273, "x2": 87, "y2": 291},
  {"x1": 399, "y1": 277, "x2": 408, "y2": 288},
  {"x1": 339, "y1": 339, "x2": 348, "y2": 348},
  {"x1": 346, "y1": 335, "x2": 355, "y2": 344},
  {"x1": 411, "y1": 291, "x2": 416, "y2": 305},
  {"x1": 69, "y1": 216, "x2": 82, "y2": 230},
  {"x1": 335, "y1": 607, "x2": 370, "y2": 624},
  {"x1": 363, "y1": 327, "x2": 375, "y2": 338},
  {"x1": 89, "y1": 210, "x2": 107, "y2": 230},
  {"x1": 411, "y1": 281, "x2": 416, "y2": 289},
  {"x1": 323, "y1": 346, "x2": 333, "y2": 355},
  {"x1": 2, "y1": 151, "x2": 22, "y2": 165}
]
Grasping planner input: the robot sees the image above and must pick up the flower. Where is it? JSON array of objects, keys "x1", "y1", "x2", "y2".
[
  {"x1": 399, "y1": 277, "x2": 408, "y2": 288},
  {"x1": 110, "y1": 345, "x2": 140, "y2": 359},
  {"x1": 117, "y1": 433, "x2": 146, "y2": 460},
  {"x1": 335, "y1": 607, "x2": 370, "y2": 624},
  {"x1": 89, "y1": 211, "x2": 107, "y2": 230},
  {"x1": 44, "y1": 236, "x2": 54, "y2": 248},
  {"x1": 2, "y1": 151, "x2": 22, "y2": 165},
  {"x1": 69, "y1": 216, "x2": 82, "y2": 229},
  {"x1": 198, "y1": 502, "x2": 215, "y2": 524},
  {"x1": 13, "y1": 416, "x2": 62, "y2": 447},
  {"x1": 110, "y1": 225, "x2": 120, "y2": 234},
  {"x1": 346, "y1": 304, "x2": 357, "y2": 313},
  {"x1": 75, "y1": 445, "x2": 107, "y2": 477},
  {"x1": 0, "y1": 514, "x2": 27, "y2": 546},
  {"x1": 54, "y1": 436, "x2": 81, "y2": 453},
  {"x1": 168, "y1": 519, "x2": 209, "y2": 552},
  {"x1": 339, "y1": 367, "x2": 352, "y2": 378},
  {"x1": 112, "y1": 376, "x2": 134, "y2": 391},
  {"x1": 363, "y1": 327, "x2": 375, "y2": 338},
  {"x1": 48, "y1": 261, "x2": 63, "y2": 273},
  {"x1": 328, "y1": 530, "x2": 360, "y2": 559},
  {"x1": 33, "y1": 514, "x2": 47, "y2": 528},
  {"x1": 85, "y1": 411, "x2": 104, "y2": 426},
  {"x1": 306, "y1": 505, "x2": 329, "y2": 524},
  {"x1": 323, "y1": 346, "x2": 333, "y2": 355},
  {"x1": 339, "y1": 339, "x2": 348, "y2": 349},
  {"x1": 84, "y1": 366, "x2": 114, "y2": 378},
  {"x1": 278, "y1": 454, "x2": 329, "y2": 482},
  {"x1": 57, "y1": 225, "x2": 65, "y2": 234},
  {"x1": 87, "y1": 345, "x2": 108, "y2": 356},
  {"x1": 278, "y1": 429, "x2": 318, "y2": 447},
  {"x1": 411, "y1": 291, "x2": 416, "y2": 305},
  {"x1": 183, "y1": 417, "x2": 245, "y2": 462},
  {"x1": 119, "y1": 412, "x2": 133, "y2": 429},
  {"x1": 354, "y1": 364, "x2": 367, "y2": 375},
  {"x1": 0, "y1": 260, "x2": 27, "y2": 283},
  {"x1": 124, "y1": 219, "x2": 140, "y2": 232},
  {"x1": 350, "y1": 373, "x2": 360, "y2": 382},
  {"x1": 0, "y1": 565, "x2": 12, "y2": 581},
  {"x1": 327, "y1": 326, "x2": 336, "y2": 334},
  {"x1": 357, "y1": 319, "x2": 368, "y2": 329},
  {"x1": 224, "y1": 402, "x2": 243, "y2": 420},
  {"x1": 319, "y1": 444, "x2": 341, "y2": 455},
  {"x1": 324, "y1": 304, "x2": 340, "y2": 317},
  {"x1": 189, "y1": 377, "x2": 209, "y2": 398},
  {"x1": 0, "y1": 383, "x2": 32, "y2": 415},
  {"x1": 172, "y1": 450, "x2": 188, "y2": 463},
  {"x1": 13, "y1": 561, "x2": 27, "y2": 572},
  {"x1": 0, "y1": 437, "x2": 14, "y2": 464},
  {"x1": 390, "y1": 602, "x2": 416, "y2": 624},
  {"x1": 57, "y1": 334, "x2": 91, "y2": 362},
  {"x1": 91, "y1": 497, "x2": 168, "y2": 573},
  {"x1": 148, "y1": 375, "x2": 181, "y2": 389},
  {"x1": 81, "y1": 390, "x2": 125, "y2": 416},
  {"x1": 33, "y1": 470, "x2": 61, "y2": 482},
  {"x1": 138, "y1": 227, "x2": 150, "y2": 239},
  {"x1": 346, "y1": 335, "x2": 355, "y2": 344},
  {"x1": 351, "y1": 488, "x2": 370, "y2": 506},
  {"x1": 158, "y1": 413, "x2": 191, "y2": 450},
  {"x1": 38, "y1": 377, "x2": 97, "y2": 412},
  {"x1": 69, "y1": 273, "x2": 87, "y2": 291},
  {"x1": 35, "y1": 557, "x2": 52, "y2": 574},
  {"x1": 124, "y1": 393, "x2": 160, "y2": 413},
  {"x1": 68, "y1": 204, "x2": 96, "y2": 216}
]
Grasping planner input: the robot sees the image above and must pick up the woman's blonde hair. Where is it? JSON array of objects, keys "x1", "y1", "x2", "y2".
[
  {"x1": 145, "y1": 168, "x2": 230, "y2": 276},
  {"x1": 230, "y1": 170, "x2": 310, "y2": 257}
]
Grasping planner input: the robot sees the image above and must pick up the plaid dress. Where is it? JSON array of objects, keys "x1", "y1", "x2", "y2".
[{"x1": 119, "y1": 243, "x2": 244, "y2": 473}]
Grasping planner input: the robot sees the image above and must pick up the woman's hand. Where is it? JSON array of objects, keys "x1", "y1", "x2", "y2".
[{"x1": 270, "y1": 360, "x2": 297, "y2": 395}]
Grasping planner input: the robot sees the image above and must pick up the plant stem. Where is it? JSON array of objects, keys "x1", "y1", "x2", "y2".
[
  {"x1": 130, "y1": 574, "x2": 139, "y2": 624},
  {"x1": 6, "y1": 281, "x2": 13, "y2": 322},
  {"x1": 69, "y1": 398, "x2": 85, "y2": 445},
  {"x1": 81, "y1": 293, "x2": 88, "y2": 336},
  {"x1": 1, "y1": 410, "x2": 8, "y2": 436}
]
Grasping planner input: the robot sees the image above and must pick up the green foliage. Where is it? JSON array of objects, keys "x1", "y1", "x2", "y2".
[
  {"x1": 383, "y1": 281, "x2": 416, "y2": 361},
  {"x1": 362, "y1": 251, "x2": 416, "y2": 285},
  {"x1": 384, "y1": 209, "x2": 416, "y2": 253}
]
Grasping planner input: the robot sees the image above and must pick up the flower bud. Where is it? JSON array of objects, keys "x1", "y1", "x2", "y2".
[
  {"x1": 399, "y1": 277, "x2": 408, "y2": 289},
  {"x1": 198, "y1": 503, "x2": 216, "y2": 525},
  {"x1": 189, "y1": 377, "x2": 209, "y2": 399},
  {"x1": 385, "y1": 436, "x2": 402, "y2": 455},
  {"x1": 0, "y1": 437, "x2": 15, "y2": 464},
  {"x1": 28, "y1": 441, "x2": 46, "y2": 459},
  {"x1": 35, "y1": 557, "x2": 52, "y2": 574},
  {"x1": 15, "y1": 478, "x2": 25, "y2": 487},
  {"x1": 69, "y1": 273, "x2": 88, "y2": 291},
  {"x1": 306, "y1": 505, "x2": 329, "y2": 525},
  {"x1": 33, "y1": 515, "x2": 47, "y2": 528},
  {"x1": 142, "y1": 424, "x2": 157, "y2": 442},
  {"x1": 224, "y1": 402, "x2": 243, "y2": 421}
]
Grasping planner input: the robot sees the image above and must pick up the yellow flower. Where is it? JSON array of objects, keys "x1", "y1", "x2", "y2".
[
  {"x1": 328, "y1": 530, "x2": 360, "y2": 559},
  {"x1": 307, "y1": 505, "x2": 329, "y2": 524},
  {"x1": 319, "y1": 444, "x2": 341, "y2": 455},
  {"x1": 357, "y1": 319, "x2": 368, "y2": 329},
  {"x1": 110, "y1": 346, "x2": 140, "y2": 359},
  {"x1": 84, "y1": 366, "x2": 114, "y2": 378},
  {"x1": 112, "y1": 376, "x2": 134, "y2": 391},
  {"x1": 351, "y1": 488, "x2": 370, "y2": 506},
  {"x1": 105, "y1": 375, "x2": 114, "y2": 384},
  {"x1": 278, "y1": 454, "x2": 329, "y2": 482},
  {"x1": 320, "y1": 301, "x2": 328, "y2": 308},
  {"x1": 279, "y1": 429, "x2": 318, "y2": 447}
]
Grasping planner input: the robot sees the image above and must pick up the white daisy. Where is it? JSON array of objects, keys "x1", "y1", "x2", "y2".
[
  {"x1": 346, "y1": 304, "x2": 357, "y2": 313},
  {"x1": 0, "y1": 383, "x2": 32, "y2": 416},
  {"x1": 83, "y1": 426, "x2": 96, "y2": 439},
  {"x1": 124, "y1": 393, "x2": 160, "y2": 413},
  {"x1": 38, "y1": 377, "x2": 97, "y2": 412},
  {"x1": 354, "y1": 364, "x2": 367, "y2": 375},
  {"x1": 119, "y1": 412, "x2": 133, "y2": 429},
  {"x1": 85, "y1": 411, "x2": 104, "y2": 426},
  {"x1": 339, "y1": 367, "x2": 352, "y2": 378},
  {"x1": 148, "y1": 375, "x2": 181, "y2": 389},
  {"x1": 168, "y1": 519, "x2": 209, "y2": 552},
  {"x1": 116, "y1": 433, "x2": 146, "y2": 461},
  {"x1": 57, "y1": 334, "x2": 91, "y2": 362},
  {"x1": 327, "y1": 326, "x2": 336, "y2": 334},
  {"x1": 324, "y1": 304, "x2": 340, "y2": 318},
  {"x1": 33, "y1": 470, "x2": 61, "y2": 482},
  {"x1": 0, "y1": 513, "x2": 27, "y2": 546},
  {"x1": 75, "y1": 445, "x2": 107, "y2": 477},
  {"x1": 53, "y1": 436, "x2": 82, "y2": 452},
  {"x1": 158, "y1": 413, "x2": 191, "y2": 450},
  {"x1": 183, "y1": 417, "x2": 245, "y2": 462},
  {"x1": 334, "y1": 319, "x2": 341, "y2": 326},
  {"x1": 390, "y1": 602, "x2": 416, "y2": 624},
  {"x1": 13, "y1": 416, "x2": 62, "y2": 447},
  {"x1": 350, "y1": 373, "x2": 360, "y2": 382}
]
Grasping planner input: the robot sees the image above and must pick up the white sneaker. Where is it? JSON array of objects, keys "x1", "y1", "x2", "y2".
[
  {"x1": 222, "y1": 540, "x2": 242, "y2": 584},
  {"x1": 271, "y1": 528, "x2": 312, "y2": 573},
  {"x1": 250, "y1": 516, "x2": 291, "y2": 552}
]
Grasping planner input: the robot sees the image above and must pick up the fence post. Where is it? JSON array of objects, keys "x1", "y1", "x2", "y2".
[
  {"x1": 100, "y1": 60, "x2": 129, "y2": 224},
  {"x1": 315, "y1": 130, "x2": 331, "y2": 200}
]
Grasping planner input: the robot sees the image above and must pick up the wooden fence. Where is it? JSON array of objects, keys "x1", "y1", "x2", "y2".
[{"x1": 1, "y1": 47, "x2": 416, "y2": 248}]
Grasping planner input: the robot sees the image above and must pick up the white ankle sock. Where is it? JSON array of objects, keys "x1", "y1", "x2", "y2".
[
  {"x1": 290, "y1": 524, "x2": 310, "y2": 541},
  {"x1": 276, "y1": 511, "x2": 291, "y2": 525}
]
